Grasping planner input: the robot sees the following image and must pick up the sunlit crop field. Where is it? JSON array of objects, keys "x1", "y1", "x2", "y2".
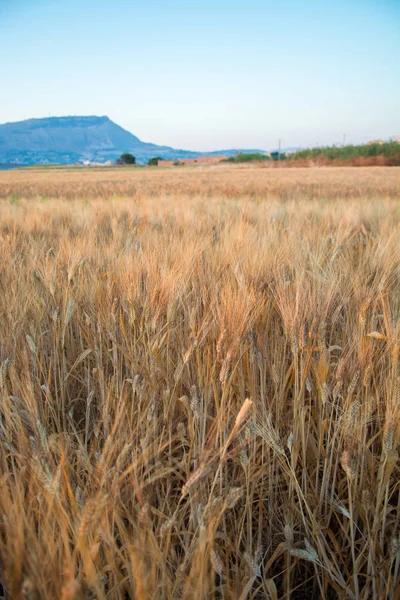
[
  {"x1": 0, "y1": 166, "x2": 399, "y2": 599},
  {"x1": 1, "y1": 164, "x2": 399, "y2": 200}
]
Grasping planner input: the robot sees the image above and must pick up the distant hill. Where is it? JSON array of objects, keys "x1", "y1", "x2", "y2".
[{"x1": 0, "y1": 116, "x2": 268, "y2": 166}]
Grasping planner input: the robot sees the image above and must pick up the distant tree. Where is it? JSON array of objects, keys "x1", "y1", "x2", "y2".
[
  {"x1": 118, "y1": 153, "x2": 136, "y2": 165},
  {"x1": 270, "y1": 151, "x2": 286, "y2": 161},
  {"x1": 148, "y1": 157, "x2": 163, "y2": 166}
]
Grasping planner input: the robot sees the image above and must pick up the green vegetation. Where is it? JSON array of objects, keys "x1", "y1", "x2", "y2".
[
  {"x1": 292, "y1": 140, "x2": 400, "y2": 162},
  {"x1": 116, "y1": 152, "x2": 136, "y2": 165},
  {"x1": 147, "y1": 156, "x2": 163, "y2": 166},
  {"x1": 270, "y1": 151, "x2": 287, "y2": 161},
  {"x1": 225, "y1": 152, "x2": 270, "y2": 163}
]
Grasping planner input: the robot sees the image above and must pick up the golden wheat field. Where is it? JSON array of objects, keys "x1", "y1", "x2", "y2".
[{"x1": 0, "y1": 165, "x2": 399, "y2": 600}]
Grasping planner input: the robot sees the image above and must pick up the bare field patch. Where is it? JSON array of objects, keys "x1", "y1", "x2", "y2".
[{"x1": 0, "y1": 169, "x2": 399, "y2": 598}]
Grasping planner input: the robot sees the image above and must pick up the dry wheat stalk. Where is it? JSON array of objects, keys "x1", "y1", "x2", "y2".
[{"x1": 0, "y1": 171, "x2": 398, "y2": 598}]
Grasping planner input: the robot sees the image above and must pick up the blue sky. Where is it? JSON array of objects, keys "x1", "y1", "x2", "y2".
[{"x1": 1, "y1": 0, "x2": 399, "y2": 150}]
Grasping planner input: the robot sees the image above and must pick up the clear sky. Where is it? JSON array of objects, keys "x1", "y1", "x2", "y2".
[{"x1": 1, "y1": 0, "x2": 399, "y2": 151}]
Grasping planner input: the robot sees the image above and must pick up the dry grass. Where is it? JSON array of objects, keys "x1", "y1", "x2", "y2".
[
  {"x1": 1, "y1": 164, "x2": 399, "y2": 200},
  {"x1": 0, "y1": 166, "x2": 399, "y2": 599}
]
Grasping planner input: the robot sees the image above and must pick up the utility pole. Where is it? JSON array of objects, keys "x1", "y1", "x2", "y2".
[
  {"x1": 278, "y1": 139, "x2": 281, "y2": 161},
  {"x1": 343, "y1": 133, "x2": 346, "y2": 147}
]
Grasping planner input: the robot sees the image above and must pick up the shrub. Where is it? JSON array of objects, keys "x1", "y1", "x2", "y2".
[
  {"x1": 148, "y1": 157, "x2": 163, "y2": 166},
  {"x1": 224, "y1": 152, "x2": 270, "y2": 163},
  {"x1": 270, "y1": 151, "x2": 287, "y2": 161},
  {"x1": 291, "y1": 141, "x2": 400, "y2": 163}
]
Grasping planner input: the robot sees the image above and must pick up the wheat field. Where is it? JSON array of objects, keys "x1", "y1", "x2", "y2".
[{"x1": 0, "y1": 166, "x2": 399, "y2": 599}]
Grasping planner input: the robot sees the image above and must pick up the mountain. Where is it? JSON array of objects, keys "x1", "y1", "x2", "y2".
[{"x1": 0, "y1": 116, "x2": 267, "y2": 166}]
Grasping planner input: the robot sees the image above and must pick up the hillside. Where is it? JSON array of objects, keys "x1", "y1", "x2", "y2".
[{"x1": 0, "y1": 116, "x2": 266, "y2": 166}]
